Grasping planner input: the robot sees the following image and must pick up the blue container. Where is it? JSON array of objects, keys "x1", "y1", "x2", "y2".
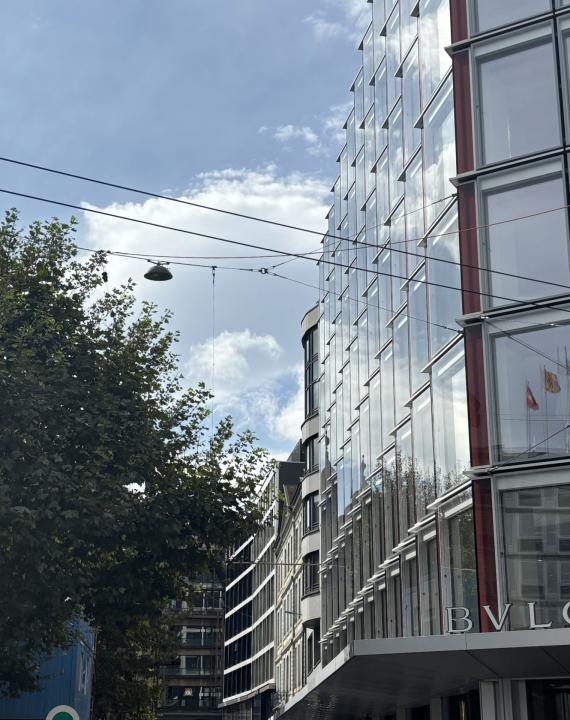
[{"x1": 0, "y1": 626, "x2": 95, "y2": 720}]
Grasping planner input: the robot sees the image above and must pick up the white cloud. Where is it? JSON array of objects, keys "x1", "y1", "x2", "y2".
[
  {"x1": 79, "y1": 165, "x2": 328, "y2": 455},
  {"x1": 274, "y1": 125, "x2": 319, "y2": 144},
  {"x1": 186, "y1": 330, "x2": 303, "y2": 446},
  {"x1": 303, "y1": 12, "x2": 344, "y2": 40},
  {"x1": 305, "y1": 0, "x2": 371, "y2": 44}
]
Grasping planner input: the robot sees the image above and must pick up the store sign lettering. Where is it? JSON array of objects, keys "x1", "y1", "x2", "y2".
[{"x1": 445, "y1": 602, "x2": 570, "y2": 633}]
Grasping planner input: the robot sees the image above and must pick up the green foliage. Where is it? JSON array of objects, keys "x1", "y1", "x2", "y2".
[{"x1": 0, "y1": 210, "x2": 267, "y2": 717}]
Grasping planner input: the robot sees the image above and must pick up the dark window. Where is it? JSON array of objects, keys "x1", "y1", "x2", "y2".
[
  {"x1": 304, "y1": 492, "x2": 319, "y2": 534},
  {"x1": 304, "y1": 326, "x2": 319, "y2": 417},
  {"x1": 304, "y1": 436, "x2": 320, "y2": 474},
  {"x1": 303, "y1": 551, "x2": 320, "y2": 595}
]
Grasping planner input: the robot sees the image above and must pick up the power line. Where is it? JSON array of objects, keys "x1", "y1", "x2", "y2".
[
  {"x1": 268, "y1": 270, "x2": 462, "y2": 336},
  {"x1": 1, "y1": 155, "x2": 567, "y2": 291},
  {"x1": 4, "y1": 186, "x2": 570, "y2": 318},
  {"x1": 0, "y1": 154, "x2": 456, "y2": 243}
]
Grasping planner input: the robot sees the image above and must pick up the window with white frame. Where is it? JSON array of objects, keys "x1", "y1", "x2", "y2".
[
  {"x1": 498, "y1": 475, "x2": 570, "y2": 630},
  {"x1": 474, "y1": 24, "x2": 561, "y2": 167},
  {"x1": 478, "y1": 158, "x2": 570, "y2": 307},
  {"x1": 489, "y1": 314, "x2": 570, "y2": 463},
  {"x1": 471, "y1": 0, "x2": 549, "y2": 34}
]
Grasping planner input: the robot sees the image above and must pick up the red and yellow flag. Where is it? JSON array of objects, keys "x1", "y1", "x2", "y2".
[
  {"x1": 527, "y1": 383, "x2": 539, "y2": 410},
  {"x1": 544, "y1": 368, "x2": 561, "y2": 394}
]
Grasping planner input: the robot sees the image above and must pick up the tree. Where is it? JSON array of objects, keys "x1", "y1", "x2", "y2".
[{"x1": 0, "y1": 210, "x2": 268, "y2": 716}]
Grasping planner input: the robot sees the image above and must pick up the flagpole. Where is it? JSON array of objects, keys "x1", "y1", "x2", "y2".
[
  {"x1": 526, "y1": 378, "x2": 531, "y2": 455},
  {"x1": 544, "y1": 364, "x2": 549, "y2": 455},
  {"x1": 566, "y1": 346, "x2": 570, "y2": 453}
]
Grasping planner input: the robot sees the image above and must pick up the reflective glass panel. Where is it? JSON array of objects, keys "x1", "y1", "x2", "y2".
[
  {"x1": 423, "y1": 78, "x2": 455, "y2": 227},
  {"x1": 501, "y1": 484, "x2": 570, "y2": 630},
  {"x1": 482, "y1": 170, "x2": 570, "y2": 306},
  {"x1": 473, "y1": 0, "x2": 549, "y2": 34},
  {"x1": 419, "y1": 0, "x2": 451, "y2": 104},
  {"x1": 493, "y1": 323, "x2": 570, "y2": 462},
  {"x1": 478, "y1": 38, "x2": 560, "y2": 166},
  {"x1": 432, "y1": 346, "x2": 470, "y2": 492},
  {"x1": 381, "y1": 346, "x2": 395, "y2": 448},
  {"x1": 393, "y1": 312, "x2": 411, "y2": 424},
  {"x1": 386, "y1": 6, "x2": 401, "y2": 109},
  {"x1": 412, "y1": 390, "x2": 435, "y2": 518},
  {"x1": 409, "y1": 271, "x2": 429, "y2": 392}
]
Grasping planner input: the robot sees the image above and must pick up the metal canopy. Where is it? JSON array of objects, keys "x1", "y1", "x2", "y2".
[{"x1": 276, "y1": 630, "x2": 570, "y2": 720}]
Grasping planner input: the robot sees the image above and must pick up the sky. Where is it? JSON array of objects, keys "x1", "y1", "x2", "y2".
[{"x1": 0, "y1": 0, "x2": 371, "y2": 458}]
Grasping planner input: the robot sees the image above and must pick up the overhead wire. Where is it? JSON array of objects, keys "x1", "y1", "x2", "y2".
[{"x1": 4, "y1": 187, "x2": 570, "y2": 318}]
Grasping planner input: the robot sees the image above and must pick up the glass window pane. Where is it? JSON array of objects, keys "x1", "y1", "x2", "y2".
[
  {"x1": 405, "y1": 154, "x2": 425, "y2": 272},
  {"x1": 388, "y1": 101, "x2": 404, "y2": 209},
  {"x1": 412, "y1": 391, "x2": 435, "y2": 518},
  {"x1": 370, "y1": 374, "x2": 382, "y2": 464},
  {"x1": 386, "y1": 6, "x2": 402, "y2": 109},
  {"x1": 402, "y1": 554, "x2": 419, "y2": 637},
  {"x1": 477, "y1": 38, "x2": 560, "y2": 165},
  {"x1": 441, "y1": 506, "x2": 479, "y2": 631},
  {"x1": 419, "y1": 0, "x2": 451, "y2": 104},
  {"x1": 409, "y1": 272, "x2": 429, "y2": 393},
  {"x1": 482, "y1": 170, "x2": 570, "y2": 306},
  {"x1": 427, "y1": 207, "x2": 461, "y2": 356},
  {"x1": 423, "y1": 77, "x2": 455, "y2": 227},
  {"x1": 473, "y1": 0, "x2": 549, "y2": 34},
  {"x1": 396, "y1": 422, "x2": 415, "y2": 537},
  {"x1": 502, "y1": 484, "x2": 570, "y2": 630},
  {"x1": 432, "y1": 346, "x2": 470, "y2": 492},
  {"x1": 375, "y1": 62, "x2": 388, "y2": 156},
  {"x1": 419, "y1": 532, "x2": 441, "y2": 635},
  {"x1": 381, "y1": 346, "x2": 395, "y2": 448},
  {"x1": 401, "y1": 0, "x2": 418, "y2": 54},
  {"x1": 393, "y1": 312, "x2": 411, "y2": 424},
  {"x1": 403, "y1": 44, "x2": 421, "y2": 163},
  {"x1": 493, "y1": 323, "x2": 570, "y2": 462}
]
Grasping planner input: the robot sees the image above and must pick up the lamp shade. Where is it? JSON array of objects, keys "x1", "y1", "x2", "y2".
[{"x1": 144, "y1": 264, "x2": 173, "y2": 281}]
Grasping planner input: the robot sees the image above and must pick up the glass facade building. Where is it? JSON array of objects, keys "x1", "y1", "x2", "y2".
[{"x1": 277, "y1": 0, "x2": 570, "y2": 719}]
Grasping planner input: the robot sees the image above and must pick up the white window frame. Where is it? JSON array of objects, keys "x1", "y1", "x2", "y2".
[
  {"x1": 483, "y1": 308, "x2": 570, "y2": 466},
  {"x1": 471, "y1": 22, "x2": 561, "y2": 168},
  {"x1": 476, "y1": 156, "x2": 569, "y2": 310}
]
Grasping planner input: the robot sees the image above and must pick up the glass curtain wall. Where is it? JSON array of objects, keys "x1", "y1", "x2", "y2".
[{"x1": 318, "y1": 0, "x2": 471, "y2": 666}]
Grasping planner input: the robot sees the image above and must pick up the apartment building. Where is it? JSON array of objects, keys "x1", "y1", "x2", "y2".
[
  {"x1": 274, "y1": 306, "x2": 322, "y2": 709},
  {"x1": 274, "y1": 0, "x2": 570, "y2": 719},
  {"x1": 222, "y1": 456, "x2": 304, "y2": 720},
  {"x1": 158, "y1": 578, "x2": 224, "y2": 720}
]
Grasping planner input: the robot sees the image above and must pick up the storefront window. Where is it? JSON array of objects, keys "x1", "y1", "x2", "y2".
[
  {"x1": 492, "y1": 321, "x2": 570, "y2": 462},
  {"x1": 402, "y1": 550, "x2": 419, "y2": 637},
  {"x1": 501, "y1": 483, "x2": 570, "y2": 630},
  {"x1": 423, "y1": 78, "x2": 455, "y2": 228},
  {"x1": 480, "y1": 162, "x2": 570, "y2": 306},
  {"x1": 432, "y1": 346, "x2": 470, "y2": 492},
  {"x1": 419, "y1": 528, "x2": 441, "y2": 635},
  {"x1": 441, "y1": 502, "x2": 479, "y2": 632},
  {"x1": 419, "y1": 0, "x2": 451, "y2": 104},
  {"x1": 476, "y1": 30, "x2": 560, "y2": 166}
]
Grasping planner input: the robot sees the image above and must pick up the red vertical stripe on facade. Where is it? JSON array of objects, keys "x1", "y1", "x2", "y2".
[
  {"x1": 472, "y1": 478, "x2": 498, "y2": 631},
  {"x1": 449, "y1": 0, "x2": 469, "y2": 43},
  {"x1": 464, "y1": 325, "x2": 489, "y2": 467},
  {"x1": 457, "y1": 183, "x2": 480, "y2": 315},
  {"x1": 452, "y1": 50, "x2": 474, "y2": 175}
]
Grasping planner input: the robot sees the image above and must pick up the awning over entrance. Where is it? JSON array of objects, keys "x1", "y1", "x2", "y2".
[{"x1": 276, "y1": 629, "x2": 570, "y2": 720}]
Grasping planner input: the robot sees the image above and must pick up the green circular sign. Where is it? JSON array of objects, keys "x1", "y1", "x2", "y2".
[{"x1": 46, "y1": 707, "x2": 80, "y2": 720}]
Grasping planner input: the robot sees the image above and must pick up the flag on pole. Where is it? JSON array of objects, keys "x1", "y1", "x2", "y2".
[
  {"x1": 527, "y1": 383, "x2": 539, "y2": 410},
  {"x1": 544, "y1": 368, "x2": 561, "y2": 394}
]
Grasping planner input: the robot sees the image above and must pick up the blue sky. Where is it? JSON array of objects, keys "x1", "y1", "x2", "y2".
[{"x1": 1, "y1": 0, "x2": 370, "y2": 457}]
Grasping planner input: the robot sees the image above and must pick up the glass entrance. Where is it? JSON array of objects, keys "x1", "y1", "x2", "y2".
[{"x1": 448, "y1": 690, "x2": 481, "y2": 720}]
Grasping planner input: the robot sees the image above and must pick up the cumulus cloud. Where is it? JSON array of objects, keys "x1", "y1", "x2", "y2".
[
  {"x1": 274, "y1": 124, "x2": 319, "y2": 144},
  {"x1": 186, "y1": 330, "x2": 303, "y2": 445},
  {"x1": 79, "y1": 165, "x2": 327, "y2": 455},
  {"x1": 305, "y1": 0, "x2": 371, "y2": 44}
]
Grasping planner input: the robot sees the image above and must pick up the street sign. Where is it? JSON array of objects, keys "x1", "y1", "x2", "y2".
[{"x1": 46, "y1": 706, "x2": 80, "y2": 720}]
